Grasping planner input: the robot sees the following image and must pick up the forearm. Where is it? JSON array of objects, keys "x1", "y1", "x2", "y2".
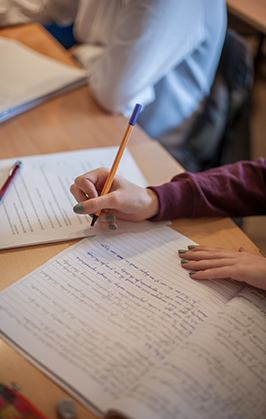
[{"x1": 149, "y1": 159, "x2": 266, "y2": 221}]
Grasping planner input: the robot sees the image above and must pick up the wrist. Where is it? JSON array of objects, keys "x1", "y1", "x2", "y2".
[{"x1": 145, "y1": 188, "x2": 160, "y2": 219}]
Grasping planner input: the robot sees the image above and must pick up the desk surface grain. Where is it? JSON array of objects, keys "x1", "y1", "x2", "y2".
[{"x1": 226, "y1": 0, "x2": 266, "y2": 34}]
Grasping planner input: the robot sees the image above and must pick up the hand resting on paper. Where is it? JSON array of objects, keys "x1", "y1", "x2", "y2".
[
  {"x1": 70, "y1": 168, "x2": 160, "y2": 229},
  {"x1": 179, "y1": 245, "x2": 266, "y2": 291}
]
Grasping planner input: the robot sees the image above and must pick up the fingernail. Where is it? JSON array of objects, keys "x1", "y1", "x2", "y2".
[
  {"x1": 189, "y1": 271, "x2": 197, "y2": 276},
  {"x1": 181, "y1": 259, "x2": 190, "y2": 264},
  {"x1": 108, "y1": 224, "x2": 117, "y2": 230},
  {"x1": 178, "y1": 249, "x2": 187, "y2": 254},
  {"x1": 106, "y1": 215, "x2": 115, "y2": 222},
  {"x1": 73, "y1": 204, "x2": 85, "y2": 213},
  {"x1": 188, "y1": 245, "x2": 197, "y2": 250}
]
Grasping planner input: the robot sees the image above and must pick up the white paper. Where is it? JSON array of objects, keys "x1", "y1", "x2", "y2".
[
  {"x1": 0, "y1": 147, "x2": 148, "y2": 249},
  {"x1": 0, "y1": 224, "x2": 243, "y2": 416},
  {"x1": 112, "y1": 286, "x2": 266, "y2": 419},
  {"x1": 0, "y1": 36, "x2": 87, "y2": 121}
]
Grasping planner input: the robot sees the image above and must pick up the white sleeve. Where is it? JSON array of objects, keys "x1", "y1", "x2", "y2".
[
  {"x1": 0, "y1": 0, "x2": 78, "y2": 27},
  {"x1": 75, "y1": 0, "x2": 205, "y2": 116}
]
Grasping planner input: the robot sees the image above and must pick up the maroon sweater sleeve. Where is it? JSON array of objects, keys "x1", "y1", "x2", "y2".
[{"x1": 148, "y1": 158, "x2": 266, "y2": 221}]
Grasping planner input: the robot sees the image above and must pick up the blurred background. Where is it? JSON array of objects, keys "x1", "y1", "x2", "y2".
[{"x1": 227, "y1": 12, "x2": 266, "y2": 254}]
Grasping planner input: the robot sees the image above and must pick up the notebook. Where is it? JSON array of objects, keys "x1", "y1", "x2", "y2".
[
  {"x1": 0, "y1": 36, "x2": 87, "y2": 122},
  {"x1": 0, "y1": 223, "x2": 265, "y2": 419}
]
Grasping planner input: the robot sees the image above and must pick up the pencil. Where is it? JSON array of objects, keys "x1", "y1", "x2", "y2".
[{"x1": 91, "y1": 103, "x2": 142, "y2": 227}]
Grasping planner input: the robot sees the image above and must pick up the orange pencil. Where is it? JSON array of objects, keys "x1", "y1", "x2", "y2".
[{"x1": 91, "y1": 103, "x2": 142, "y2": 227}]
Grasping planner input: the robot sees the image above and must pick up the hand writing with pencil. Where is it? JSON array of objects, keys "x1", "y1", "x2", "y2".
[
  {"x1": 70, "y1": 168, "x2": 159, "y2": 229},
  {"x1": 71, "y1": 103, "x2": 159, "y2": 230},
  {"x1": 74, "y1": 103, "x2": 142, "y2": 227}
]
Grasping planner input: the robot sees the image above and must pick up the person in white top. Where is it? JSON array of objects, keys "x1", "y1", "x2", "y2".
[{"x1": 0, "y1": 0, "x2": 227, "y2": 140}]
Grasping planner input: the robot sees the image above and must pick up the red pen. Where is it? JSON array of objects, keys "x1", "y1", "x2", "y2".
[{"x1": 0, "y1": 160, "x2": 22, "y2": 203}]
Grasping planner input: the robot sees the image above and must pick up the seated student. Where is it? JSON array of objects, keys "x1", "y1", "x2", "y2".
[
  {"x1": 70, "y1": 158, "x2": 266, "y2": 291},
  {"x1": 0, "y1": 0, "x2": 226, "y2": 141}
]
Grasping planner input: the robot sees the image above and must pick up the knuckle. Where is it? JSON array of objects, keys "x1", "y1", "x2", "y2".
[{"x1": 110, "y1": 194, "x2": 119, "y2": 206}]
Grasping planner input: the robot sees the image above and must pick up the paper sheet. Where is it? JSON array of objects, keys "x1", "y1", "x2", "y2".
[
  {"x1": 0, "y1": 224, "x2": 242, "y2": 415},
  {"x1": 0, "y1": 36, "x2": 87, "y2": 122},
  {"x1": 0, "y1": 147, "x2": 148, "y2": 249}
]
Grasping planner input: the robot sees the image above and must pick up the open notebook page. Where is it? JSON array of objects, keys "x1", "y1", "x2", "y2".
[
  {"x1": 111, "y1": 286, "x2": 266, "y2": 419},
  {"x1": 0, "y1": 224, "x2": 244, "y2": 417},
  {"x1": 0, "y1": 147, "x2": 147, "y2": 249}
]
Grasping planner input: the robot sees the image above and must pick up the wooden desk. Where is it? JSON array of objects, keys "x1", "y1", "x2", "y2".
[
  {"x1": 0, "y1": 23, "x2": 260, "y2": 419},
  {"x1": 226, "y1": 0, "x2": 266, "y2": 34}
]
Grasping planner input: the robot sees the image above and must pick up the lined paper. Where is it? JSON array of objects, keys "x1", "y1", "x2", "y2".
[
  {"x1": 0, "y1": 224, "x2": 243, "y2": 415},
  {"x1": 115, "y1": 287, "x2": 266, "y2": 419}
]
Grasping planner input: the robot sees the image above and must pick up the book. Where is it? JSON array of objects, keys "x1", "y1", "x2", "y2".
[
  {"x1": 0, "y1": 223, "x2": 265, "y2": 419},
  {"x1": 0, "y1": 147, "x2": 147, "y2": 249},
  {"x1": 0, "y1": 36, "x2": 87, "y2": 122}
]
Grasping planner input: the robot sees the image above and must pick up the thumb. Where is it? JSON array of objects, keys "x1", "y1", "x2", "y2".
[{"x1": 77, "y1": 194, "x2": 114, "y2": 215}]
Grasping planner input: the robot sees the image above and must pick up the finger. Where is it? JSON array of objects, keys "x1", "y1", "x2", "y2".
[
  {"x1": 96, "y1": 213, "x2": 118, "y2": 230},
  {"x1": 74, "y1": 175, "x2": 99, "y2": 199},
  {"x1": 181, "y1": 257, "x2": 236, "y2": 271},
  {"x1": 188, "y1": 266, "x2": 240, "y2": 281},
  {"x1": 74, "y1": 168, "x2": 110, "y2": 198},
  {"x1": 179, "y1": 248, "x2": 240, "y2": 261},
  {"x1": 187, "y1": 245, "x2": 238, "y2": 254},
  {"x1": 97, "y1": 220, "x2": 118, "y2": 231},
  {"x1": 74, "y1": 192, "x2": 120, "y2": 216},
  {"x1": 70, "y1": 183, "x2": 88, "y2": 203},
  {"x1": 98, "y1": 213, "x2": 116, "y2": 224},
  {"x1": 73, "y1": 196, "x2": 102, "y2": 215}
]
